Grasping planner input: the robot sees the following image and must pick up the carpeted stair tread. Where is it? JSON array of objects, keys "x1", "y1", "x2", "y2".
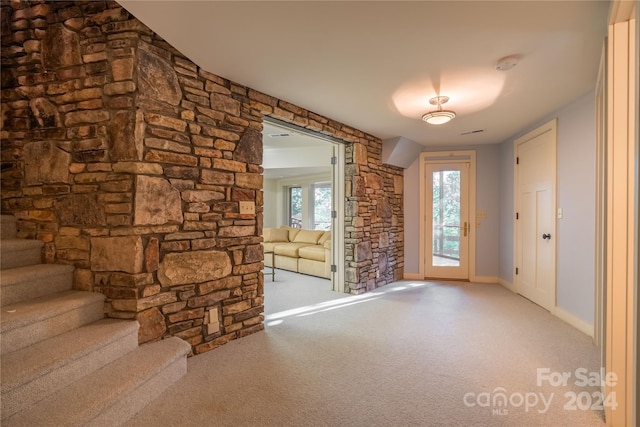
[
  {"x1": 1, "y1": 319, "x2": 139, "y2": 419},
  {"x1": 1, "y1": 215, "x2": 17, "y2": 239},
  {"x1": 2, "y1": 318, "x2": 138, "y2": 392},
  {"x1": 0, "y1": 239, "x2": 43, "y2": 270},
  {"x1": 3, "y1": 337, "x2": 191, "y2": 427},
  {"x1": 1, "y1": 290, "x2": 106, "y2": 355},
  {"x1": 1, "y1": 263, "x2": 74, "y2": 307}
]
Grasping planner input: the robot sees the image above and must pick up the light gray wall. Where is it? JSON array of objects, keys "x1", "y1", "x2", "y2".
[
  {"x1": 403, "y1": 144, "x2": 501, "y2": 278},
  {"x1": 556, "y1": 93, "x2": 596, "y2": 323},
  {"x1": 499, "y1": 90, "x2": 596, "y2": 323},
  {"x1": 404, "y1": 159, "x2": 420, "y2": 273}
]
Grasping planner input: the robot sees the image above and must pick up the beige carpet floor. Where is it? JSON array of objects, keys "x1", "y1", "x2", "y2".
[{"x1": 126, "y1": 270, "x2": 605, "y2": 426}]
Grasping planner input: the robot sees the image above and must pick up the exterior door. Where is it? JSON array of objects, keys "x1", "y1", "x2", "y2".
[
  {"x1": 515, "y1": 119, "x2": 557, "y2": 311},
  {"x1": 424, "y1": 162, "x2": 470, "y2": 280}
]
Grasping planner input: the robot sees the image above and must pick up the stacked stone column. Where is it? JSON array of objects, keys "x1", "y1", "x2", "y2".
[{"x1": 1, "y1": 0, "x2": 404, "y2": 353}]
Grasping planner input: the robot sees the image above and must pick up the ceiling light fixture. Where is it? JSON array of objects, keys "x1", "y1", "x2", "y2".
[{"x1": 422, "y1": 96, "x2": 456, "y2": 125}]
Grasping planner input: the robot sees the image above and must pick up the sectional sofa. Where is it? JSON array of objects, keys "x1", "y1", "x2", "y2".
[{"x1": 262, "y1": 226, "x2": 331, "y2": 279}]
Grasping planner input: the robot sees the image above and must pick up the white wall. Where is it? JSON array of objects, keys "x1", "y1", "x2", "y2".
[
  {"x1": 499, "y1": 90, "x2": 596, "y2": 324},
  {"x1": 403, "y1": 144, "x2": 501, "y2": 278},
  {"x1": 262, "y1": 174, "x2": 332, "y2": 229},
  {"x1": 263, "y1": 178, "x2": 278, "y2": 228},
  {"x1": 263, "y1": 146, "x2": 333, "y2": 169}
]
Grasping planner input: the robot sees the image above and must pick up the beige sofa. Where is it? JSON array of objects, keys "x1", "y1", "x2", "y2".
[{"x1": 263, "y1": 226, "x2": 331, "y2": 279}]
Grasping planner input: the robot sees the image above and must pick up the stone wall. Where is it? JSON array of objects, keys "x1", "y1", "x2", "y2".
[{"x1": 0, "y1": 0, "x2": 404, "y2": 353}]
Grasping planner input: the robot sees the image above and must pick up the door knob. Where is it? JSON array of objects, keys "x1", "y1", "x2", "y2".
[{"x1": 542, "y1": 233, "x2": 551, "y2": 240}]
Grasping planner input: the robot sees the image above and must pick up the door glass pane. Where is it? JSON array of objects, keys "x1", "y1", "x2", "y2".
[
  {"x1": 289, "y1": 186, "x2": 302, "y2": 228},
  {"x1": 313, "y1": 183, "x2": 332, "y2": 230},
  {"x1": 432, "y1": 170, "x2": 460, "y2": 267}
]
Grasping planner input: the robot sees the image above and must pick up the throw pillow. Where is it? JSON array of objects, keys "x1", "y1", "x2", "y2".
[{"x1": 270, "y1": 228, "x2": 289, "y2": 242}]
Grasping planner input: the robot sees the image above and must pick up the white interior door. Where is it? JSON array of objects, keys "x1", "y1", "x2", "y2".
[
  {"x1": 515, "y1": 119, "x2": 557, "y2": 311},
  {"x1": 424, "y1": 162, "x2": 470, "y2": 280}
]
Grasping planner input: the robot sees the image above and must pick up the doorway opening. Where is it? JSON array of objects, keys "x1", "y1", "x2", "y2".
[{"x1": 261, "y1": 117, "x2": 346, "y2": 305}]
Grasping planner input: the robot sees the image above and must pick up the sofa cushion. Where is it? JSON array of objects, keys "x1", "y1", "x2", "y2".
[
  {"x1": 292, "y1": 229, "x2": 324, "y2": 244},
  {"x1": 263, "y1": 242, "x2": 277, "y2": 252},
  {"x1": 273, "y1": 242, "x2": 313, "y2": 257},
  {"x1": 318, "y1": 231, "x2": 331, "y2": 246},
  {"x1": 298, "y1": 245, "x2": 325, "y2": 262},
  {"x1": 280, "y1": 226, "x2": 300, "y2": 241},
  {"x1": 274, "y1": 254, "x2": 298, "y2": 272},
  {"x1": 298, "y1": 258, "x2": 330, "y2": 279},
  {"x1": 269, "y1": 228, "x2": 289, "y2": 243}
]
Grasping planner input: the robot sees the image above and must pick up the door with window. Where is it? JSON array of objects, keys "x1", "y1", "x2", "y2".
[{"x1": 425, "y1": 162, "x2": 470, "y2": 280}]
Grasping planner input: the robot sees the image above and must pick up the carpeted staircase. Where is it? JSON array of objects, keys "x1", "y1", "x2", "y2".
[{"x1": 0, "y1": 214, "x2": 191, "y2": 426}]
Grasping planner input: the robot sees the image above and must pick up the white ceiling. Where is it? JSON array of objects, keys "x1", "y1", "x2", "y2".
[
  {"x1": 262, "y1": 122, "x2": 333, "y2": 180},
  {"x1": 120, "y1": 1, "x2": 609, "y2": 147}
]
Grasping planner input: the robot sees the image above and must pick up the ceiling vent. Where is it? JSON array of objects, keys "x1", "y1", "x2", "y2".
[{"x1": 460, "y1": 129, "x2": 485, "y2": 135}]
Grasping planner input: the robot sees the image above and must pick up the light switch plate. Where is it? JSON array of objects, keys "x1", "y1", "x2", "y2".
[
  {"x1": 239, "y1": 201, "x2": 255, "y2": 215},
  {"x1": 209, "y1": 308, "x2": 218, "y2": 323},
  {"x1": 207, "y1": 322, "x2": 220, "y2": 335}
]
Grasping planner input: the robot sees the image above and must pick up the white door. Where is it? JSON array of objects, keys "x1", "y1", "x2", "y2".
[
  {"x1": 515, "y1": 119, "x2": 557, "y2": 311},
  {"x1": 425, "y1": 162, "x2": 470, "y2": 280}
]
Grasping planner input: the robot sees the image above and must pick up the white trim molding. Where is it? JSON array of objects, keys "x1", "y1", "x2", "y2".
[
  {"x1": 604, "y1": 5, "x2": 638, "y2": 425},
  {"x1": 472, "y1": 276, "x2": 499, "y2": 284},
  {"x1": 498, "y1": 278, "x2": 516, "y2": 293},
  {"x1": 555, "y1": 307, "x2": 594, "y2": 339},
  {"x1": 419, "y1": 150, "x2": 477, "y2": 281}
]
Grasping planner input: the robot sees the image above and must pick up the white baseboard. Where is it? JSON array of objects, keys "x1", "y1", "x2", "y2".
[
  {"x1": 498, "y1": 278, "x2": 516, "y2": 293},
  {"x1": 554, "y1": 306, "x2": 594, "y2": 338},
  {"x1": 404, "y1": 274, "x2": 502, "y2": 284},
  {"x1": 472, "y1": 276, "x2": 499, "y2": 284}
]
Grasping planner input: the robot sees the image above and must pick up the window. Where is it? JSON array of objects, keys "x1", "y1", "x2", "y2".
[
  {"x1": 311, "y1": 183, "x2": 332, "y2": 230},
  {"x1": 284, "y1": 181, "x2": 332, "y2": 230},
  {"x1": 288, "y1": 186, "x2": 302, "y2": 228},
  {"x1": 432, "y1": 170, "x2": 461, "y2": 263}
]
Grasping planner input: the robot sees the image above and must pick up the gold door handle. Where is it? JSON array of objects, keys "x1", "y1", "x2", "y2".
[{"x1": 463, "y1": 222, "x2": 468, "y2": 237}]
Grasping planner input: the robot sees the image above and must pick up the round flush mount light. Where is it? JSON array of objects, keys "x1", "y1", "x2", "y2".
[
  {"x1": 496, "y1": 55, "x2": 520, "y2": 71},
  {"x1": 422, "y1": 96, "x2": 456, "y2": 125}
]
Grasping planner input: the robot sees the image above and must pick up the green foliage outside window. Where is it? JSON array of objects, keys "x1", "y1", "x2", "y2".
[
  {"x1": 313, "y1": 185, "x2": 332, "y2": 230},
  {"x1": 289, "y1": 187, "x2": 302, "y2": 227},
  {"x1": 433, "y1": 171, "x2": 461, "y2": 259},
  {"x1": 288, "y1": 183, "x2": 332, "y2": 230}
]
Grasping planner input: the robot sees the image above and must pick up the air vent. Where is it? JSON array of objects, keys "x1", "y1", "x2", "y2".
[
  {"x1": 460, "y1": 129, "x2": 485, "y2": 135},
  {"x1": 268, "y1": 133, "x2": 291, "y2": 138}
]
